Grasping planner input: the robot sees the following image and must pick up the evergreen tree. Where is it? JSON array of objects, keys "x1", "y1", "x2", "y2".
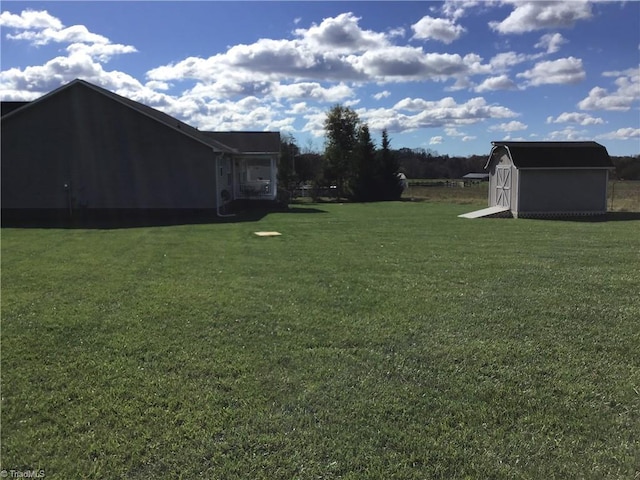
[
  {"x1": 352, "y1": 124, "x2": 378, "y2": 201},
  {"x1": 278, "y1": 134, "x2": 299, "y2": 192},
  {"x1": 379, "y1": 129, "x2": 404, "y2": 200}
]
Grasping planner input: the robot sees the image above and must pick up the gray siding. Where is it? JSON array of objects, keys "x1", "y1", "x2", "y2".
[
  {"x1": 516, "y1": 169, "x2": 608, "y2": 214},
  {"x1": 2, "y1": 84, "x2": 218, "y2": 210}
]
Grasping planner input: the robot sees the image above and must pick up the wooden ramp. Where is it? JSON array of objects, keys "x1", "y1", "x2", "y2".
[{"x1": 458, "y1": 206, "x2": 510, "y2": 219}]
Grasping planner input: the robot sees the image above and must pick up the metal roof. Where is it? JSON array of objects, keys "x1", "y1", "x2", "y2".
[
  {"x1": 462, "y1": 173, "x2": 489, "y2": 180},
  {"x1": 487, "y1": 141, "x2": 613, "y2": 169}
]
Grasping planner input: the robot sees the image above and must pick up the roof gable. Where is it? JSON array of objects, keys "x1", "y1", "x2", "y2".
[
  {"x1": 1, "y1": 79, "x2": 236, "y2": 153},
  {"x1": 488, "y1": 141, "x2": 613, "y2": 169}
]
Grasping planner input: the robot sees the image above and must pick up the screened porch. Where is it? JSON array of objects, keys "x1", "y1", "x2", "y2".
[{"x1": 234, "y1": 156, "x2": 277, "y2": 200}]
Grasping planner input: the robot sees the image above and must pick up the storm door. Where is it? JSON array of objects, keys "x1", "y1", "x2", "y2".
[{"x1": 495, "y1": 166, "x2": 511, "y2": 208}]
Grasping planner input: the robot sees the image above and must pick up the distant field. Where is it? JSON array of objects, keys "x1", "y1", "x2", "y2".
[
  {"x1": 2, "y1": 202, "x2": 639, "y2": 478},
  {"x1": 404, "y1": 179, "x2": 640, "y2": 212}
]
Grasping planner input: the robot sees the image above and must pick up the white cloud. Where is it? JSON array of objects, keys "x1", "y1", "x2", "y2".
[
  {"x1": 441, "y1": 1, "x2": 481, "y2": 20},
  {"x1": 144, "y1": 80, "x2": 171, "y2": 91},
  {"x1": 0, "y1": 9, "x2": 62, "y2": 30},
  {"x1": 411, "y1": 15, "x2": 466, "y2": 44},
  {"x1": 356, "y1": 48, "x2": 490, "y2": 82},
  {"x1": 387, "y1": 27, "x2": 406, "y2": 38},
  {"x1": 147, "y1": 13, "x2": 493, "y2": 88},
  {"x1": 517, "y1": 57, "x2": 585, "y2": 86},
  {"x1": 547, "y1": 126, "x2": 589, "y2": 141},
  {"x1": 360, "y1": 96, "x2": 517, "y2": 134},
  {"x1": 373, "y1": 90, "x2": 391, "y2": 100},
  {"x1": 445, "y1": 127, "x2": 465, "y2": 137},
  {"x1": 300, "y1": 108, "x2": 328, "y2": 137},
  {"x1": 475, "y1": 75, "x2": 517, "y2": 92},
  {"x1": 597, "y1": 128, "x2": 640, "y2": 140},
  {"x1": 271, "y1": 82, "x2": 354, "y2": 103},
  {"x1": 66, "y1": 42, "x2": 137, "y2": 62},
  {"x1": 294, "y1": 12, "x2": 390, "y2": 53},
  {"x1": 462, "y1": 135, "x2": 476, "y2": 142},
  {"x1": 535, "y1": 33, "x2": 567, "y2": 54},
  {"x1": 430, "y1": 136, "x2": 444, "y2": 145},
  {"x1": 489, "y1": 121, "x2": 527, "y2": 132},
  {"x1": 546, "y1": 112, "x2": 604, "y2": 126},
  {"x1": 1, "y1": 9, "x2": 136, "y2": 60},
  {"x1": 0, "y1": 51, "x2": 143, "y2": 98},
  {"x1": 7, "y1": 24, "x2": 109, "y2": 46},
  {"x1": 578, "y1": 68, "x2": 640, "y2": 111},
  {"x1": 489, "y1": 51, "x2": 530, "y2": 72},
  {"x1": 287, "y1": 102, "x2": 309, "y2": 114},
  {"x1": 0, "y1": 8, "x2": 138, "y2": 99},
  {"x1": 490, "y1": 1, "x2": 593, "y2": 34}
]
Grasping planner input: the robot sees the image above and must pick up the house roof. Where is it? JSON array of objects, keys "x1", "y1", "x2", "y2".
[
  {"x1": 1, "y1": 79, "x2": 237, "y2": 154},
  {"x1": 487, "y1": 141, "x2": 613, "y2": 169},
  {"x1": 202, "y1": 131, "x2": 280, "y2": 154},
  {"x1": 462, "y1": 173, "x2": 489, "y2": 180}
]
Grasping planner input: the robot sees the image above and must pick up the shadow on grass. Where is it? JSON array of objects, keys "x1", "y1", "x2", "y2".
[
  {"x1": 525, "y1": 211, "x2": 640, "y2": 222},
  {"x1": 1, "y1": 212, "x2": 264, "y2": 230},
  {"x1": 283, "y1": 207, "x2": 328, "y2": 214},
  {"x1": 1, "y1": 205, "x2": 328, "y2": 230}
]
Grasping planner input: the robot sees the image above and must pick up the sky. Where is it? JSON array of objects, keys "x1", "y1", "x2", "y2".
[{"x1": 1, "y1": 1, "x2": 639, "y2": 156}]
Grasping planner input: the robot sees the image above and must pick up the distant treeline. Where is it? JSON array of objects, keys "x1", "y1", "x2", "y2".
[
  {"x1": 394, "y1": 148, "x2": 640, "y2": 181},
  {"x1": 611, "y1": 155, "x2": 640, "y2": 180},
  {"x1": 289, "y1": 147, "x2": 640, "y2": 182}
]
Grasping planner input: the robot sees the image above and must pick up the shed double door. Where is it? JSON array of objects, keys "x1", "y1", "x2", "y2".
[{"x1": 495, "y1": 166, "x2": 511, "y2": 208}]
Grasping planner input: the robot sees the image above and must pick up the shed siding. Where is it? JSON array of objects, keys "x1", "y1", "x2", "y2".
[
  {"x1": 2, "y1": 84, "x2": 218, "y2": 210},
  {"x1": 517, "y1": 169, "x2": 607, "y2": 214}
]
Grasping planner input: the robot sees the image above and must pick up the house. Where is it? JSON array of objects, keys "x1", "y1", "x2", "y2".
[
  {"x1": 1, "y1": 79, "x2": 279, "y2": 222},
  {"x1": 484, "y1": 141, "x2": 614, "y2": 218},
  {"x1": 461, "y1": 172, "x2": 489, "y2": 186}
]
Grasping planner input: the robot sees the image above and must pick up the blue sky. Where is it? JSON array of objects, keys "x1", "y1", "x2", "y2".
[{"x1": 1, "y1": 1, "x2": 638, "y2": 156}]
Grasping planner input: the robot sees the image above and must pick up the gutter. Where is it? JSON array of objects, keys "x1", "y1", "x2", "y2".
[{"x1": 214, "y1": 152, "x2": 235, "y2": 218}]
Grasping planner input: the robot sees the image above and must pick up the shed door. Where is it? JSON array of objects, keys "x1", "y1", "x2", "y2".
[{"x1": 496, "y1": 166, "x2": 511, "y2": 208}]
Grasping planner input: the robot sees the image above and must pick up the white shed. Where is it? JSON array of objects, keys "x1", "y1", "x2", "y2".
[{"x1": 485, "y1": 141, "x2": 614, "y2": 218}]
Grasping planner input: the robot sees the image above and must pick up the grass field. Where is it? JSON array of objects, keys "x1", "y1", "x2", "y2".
[
  {"x1": 2, "y1": 201, "x2": 639, "y2": 479},
  {"x1": 404, "y1": 180, "x2": 640, "y2": 212}
]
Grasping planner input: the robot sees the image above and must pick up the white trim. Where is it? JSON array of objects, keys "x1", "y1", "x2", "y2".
[{"x1": 517, "y1": 166, "x2": 613, "y2": 171}]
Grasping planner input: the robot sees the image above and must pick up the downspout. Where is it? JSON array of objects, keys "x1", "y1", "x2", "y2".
[{"x1": 215, "y1": 151, "x2": 235, "y2": 218}]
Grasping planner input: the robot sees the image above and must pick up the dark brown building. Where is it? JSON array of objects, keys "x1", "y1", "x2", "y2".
[{"x1": 1, "y1": 79, "x2": 279, "y2": 221}]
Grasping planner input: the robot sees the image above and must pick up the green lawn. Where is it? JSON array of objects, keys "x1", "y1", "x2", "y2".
[{"x1": 2, "y1": 202, "x2": 639, "y2": 479}]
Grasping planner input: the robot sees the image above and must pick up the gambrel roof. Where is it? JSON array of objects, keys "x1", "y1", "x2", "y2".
[{"x1": 486, "y1": 141, "x2": 613, "y2": 169}]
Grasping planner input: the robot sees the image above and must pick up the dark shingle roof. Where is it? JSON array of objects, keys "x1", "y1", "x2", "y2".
[
  {"x1": 74, "y1": 80, "x2": 237, "y2": 153},
  {"x1": 488, "y1": 141, "x2": 613, "y2": 169},
  {"x1": 202, "y1": 131, "x2": 280, "y2": 154},
  {"x1": 2, "y1": 79, "x2": 237, "y2": 154},
  {"x1": 2, "y1": 81, "x2": 281, "y2": 157}
]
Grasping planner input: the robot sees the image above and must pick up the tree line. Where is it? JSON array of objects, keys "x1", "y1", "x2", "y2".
[
  {"x1": 279, "y1": 104, "x2": 640, "y2": 200},
  {"x1": 279, "y1": 105, "x2": 404, "y2": 201}
]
